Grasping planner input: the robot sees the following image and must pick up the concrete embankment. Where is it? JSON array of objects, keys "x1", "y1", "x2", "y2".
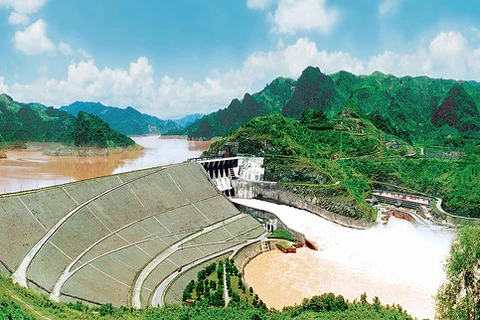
[
  {"x1": 233, "y1": 203, "x2": 306, "y2": 244},
  {"x1": 235, "y1": 180, "x2": 376, "y2": 230},
  {"x1": 433, "y1": 198, "x2": 480, "y2": 226}
]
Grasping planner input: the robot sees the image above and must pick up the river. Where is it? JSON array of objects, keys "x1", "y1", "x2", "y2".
[
  {"x1": 236, "y1": 199, "x2": 454, "y2": 320},
  {"x1": 0, "y1": 136, "x2": 211, "y2": 194}
]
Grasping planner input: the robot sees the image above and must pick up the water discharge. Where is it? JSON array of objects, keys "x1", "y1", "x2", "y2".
[{"x1": 238, "y1": 199, "x2": 454, "y2": 319}]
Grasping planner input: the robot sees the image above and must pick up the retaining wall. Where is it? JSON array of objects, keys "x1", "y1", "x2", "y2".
[
  {"x1": 234, "y1": 203, "x2": 305, "y2": 244},
  {"x1": 433, "y1": 198, "x2": 480, "y2": 226},
  {"x1": 235, "y1": 180, "x2": 376, "y2": 230}
]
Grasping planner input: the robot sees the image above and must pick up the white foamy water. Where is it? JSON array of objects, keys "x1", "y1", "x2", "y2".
[{"x1": 235, "y1": 198, "x2": 455, "y2": 319}]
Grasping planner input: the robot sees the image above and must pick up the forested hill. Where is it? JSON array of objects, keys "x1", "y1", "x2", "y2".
[
  {"x1": 60, "y1": 101, "x2": 183, "y2": 136},
  {"x1": 0, "y1": 94, "x2": 135, "y2": 148},
  {"x1": 186, "y1": 66, "x2": 480, "y2": 142},
  {"x1": 184, "y1": 77, "x2": 296, "y2": 139}
]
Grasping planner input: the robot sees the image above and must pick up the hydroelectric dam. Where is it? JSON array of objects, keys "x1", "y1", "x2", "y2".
[
  {"x1": 0, "y1": 160, "x2": 266, "y2": 308},
  {"x1": 0, "y1": 153, "x2": 461, "y2": 314}
]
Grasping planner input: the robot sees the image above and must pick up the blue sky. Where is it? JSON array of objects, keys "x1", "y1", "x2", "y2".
[{"x1": 0, "y1": 0, "x2": 479, "y2": 118}]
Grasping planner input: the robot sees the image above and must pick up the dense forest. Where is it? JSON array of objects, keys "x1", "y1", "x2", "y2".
[
  {"x1": 195, "y1": 66, "x2": 479, "y2": 219},
  {"x1": 0, "y1": 94, "x2": 136, "y2": 149}
]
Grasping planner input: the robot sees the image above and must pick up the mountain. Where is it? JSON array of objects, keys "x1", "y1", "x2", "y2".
[
  {"x1": 0, "y1": 94, "x2": 135, "y2": 148},
  {"x1": 72, "y1": 111, "x2": 135, "y2": 148},
  {"x1": 173, "y1": 113, "x2": 204, "y2": 128},
  {"x1": 185, "y1": 66, "x2": 479, "y2": 142},
  {"x1": 60, "y1": 102, "x2": 181, "y2": 135},
  {"x1": 0, "y1": 94, "x2": 75, "y2": 143},
  {"x1": 185, "y1": 77, "x2": 296, "y2": 139},
  {"x1": 282, "y1": 66, "x2": 345, "y2": 119}
]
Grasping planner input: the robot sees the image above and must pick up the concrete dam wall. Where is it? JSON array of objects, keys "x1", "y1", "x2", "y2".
[{"x1": 0, "y1": 162, "x2": 264, "y2": 307}]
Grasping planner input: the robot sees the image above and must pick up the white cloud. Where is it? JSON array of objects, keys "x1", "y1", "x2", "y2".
[
  {"x1": 270, "y1": 0, "x2": 339, "y2": 35},
  {"x1": 0, "y1": 76, "x2": 8, "y2": 93},
  {"x1": 13, "y1": 19, "x2": 55, "y2": 55},
  {"x1": 59, "y1": 42, "x2": 91, "y2": 58},
  {"x1": 0, "y1": 0, "x2": 47, "y2": 25},
  {"x1": 8, "y1": 11, "x2": 29, "y2": 25},
  {"x1": 247, "y1": 0, "x2": 339, "y2": 35},
  {"x1": 59, "y1": 42, "x2": 74, "y2": 56},
  {"x1": 379, "y1": 0, "x2": 400, "y2": 15},
  {"x1": 428, "y1": 31, "x2": 469, "y2": 79},
  {"x1": 246, "y1": 0, "x2": 274, "y2": 10},
  {"x1": 78, "y1": 48, "x2": 91, "y2": 59},
  {"x1": 0, "y1": 0, "x2": 47, "y2": 14},
  {"x1": 2, "y1": 31, "x2": 480, "y2": 118},
  {"x1": 472, "y1": 27, "x2": 480, "y2": 39}
]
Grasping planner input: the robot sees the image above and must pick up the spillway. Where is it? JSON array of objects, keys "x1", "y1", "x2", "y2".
[{"x1": 234, "y1": 198, "x2": 454, "y2": 319}]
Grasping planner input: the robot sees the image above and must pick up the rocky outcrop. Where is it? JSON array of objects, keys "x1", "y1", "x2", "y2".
[{"x1": 432, "y1": 83, "x2": 479, "y2": 132}]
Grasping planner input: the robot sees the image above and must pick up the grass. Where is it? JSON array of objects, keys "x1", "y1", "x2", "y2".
[
  {"x1": 276, "y1": 241, "x2": 292, "y2": 251},
  {"x1": 267, "y1": 228, "x2": 296, "y2": 242}
]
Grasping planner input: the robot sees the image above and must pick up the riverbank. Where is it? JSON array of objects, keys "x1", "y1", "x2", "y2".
[{"x1": 0, "y1": 141, "x2": 143, "y2": 158}]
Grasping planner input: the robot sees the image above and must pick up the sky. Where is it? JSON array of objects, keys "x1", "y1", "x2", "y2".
[{"x1": 0, "y1": 0, "x2": 480, "y2": 119}]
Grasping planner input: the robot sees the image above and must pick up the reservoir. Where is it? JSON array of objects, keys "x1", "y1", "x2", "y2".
[
  {"x1": 0, "y1": 136, "x2": 211, "y2": 194},
  {"x1": 237, "y1": 198, "x2": 454, "y2": 320}
]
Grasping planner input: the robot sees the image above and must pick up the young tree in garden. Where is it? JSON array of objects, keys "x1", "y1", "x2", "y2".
[{"x1": 436, "y1": 225, "x2": 480, "y2": 319}]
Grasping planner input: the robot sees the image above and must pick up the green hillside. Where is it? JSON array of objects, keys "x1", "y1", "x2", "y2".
[
  {"x1": 0, "y1": 94, "x2": 135, "y2": 149},
  {"x1": 72, "y1": 112, "x2": 136, "y2": 148},
  {"x1": 206, "y1": 109, "x2": 480, "y2": 219},
  {"x1": 185, "y1": 77, "x2": 296, "y2": 139},
  {"x1": 282, "y1": 66, "x2": 345, "y2": 119},
  {"x1": 186, "y1": 66, "x2": 480, "y2": 145}
]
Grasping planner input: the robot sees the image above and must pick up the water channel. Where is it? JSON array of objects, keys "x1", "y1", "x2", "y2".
[{"x1": 237, "y1": 199, "x2": 454, "y2": 320}]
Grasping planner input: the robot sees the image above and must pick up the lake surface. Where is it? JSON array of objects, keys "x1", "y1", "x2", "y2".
[
  {"x1": 0, "y1": 136, "x2": 211, "y2": 194},
  {"x1": 238, "y1": 199, "x2": 454, "y2": 320}
]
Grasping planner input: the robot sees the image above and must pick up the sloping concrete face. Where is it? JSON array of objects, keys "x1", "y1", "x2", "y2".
[{"x1": 0, "y1": 162, "x2": 263, "y2": 307}]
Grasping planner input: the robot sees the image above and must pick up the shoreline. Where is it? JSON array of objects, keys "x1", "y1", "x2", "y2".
[{"x1": 0, "y1": 141, "x2": 143, "y2": 158}]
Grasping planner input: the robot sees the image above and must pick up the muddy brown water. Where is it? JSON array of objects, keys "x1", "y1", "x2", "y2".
[
  {"x1": 240, "y1": 199, "x2": 454, "y2": 320},
  {"x1": 0, "y1": 136, "x2": 211, "y2": 194}
]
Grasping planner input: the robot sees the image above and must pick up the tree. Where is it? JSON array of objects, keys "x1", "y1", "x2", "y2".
[
  {"x1": 436, "y1": 225, "x2": 480, "y2": 319},
  {"x1": 98, "y1": 303, "x2": 115, "y2": 316}
]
